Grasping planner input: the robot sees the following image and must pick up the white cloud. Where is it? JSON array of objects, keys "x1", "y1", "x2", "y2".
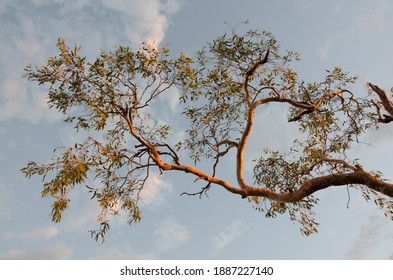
[
  {"x1": 61, "y1": 198, "x2": 100, "y2": 233},
  {"x1": 99, "y1": 0, "x2": 184, "y2": 47},
  {"x1": 94, "y1": 244, "x2": 156, "y2": 260},
  {"x1": 0, "y1": 79, "x2": 56, "y2": 123},
  {"x1": 315, "y1": 0, "x2": 393, "y2": 61},
  {"x1": 211, "y1": 220, "x2": 246, "y2": 253},
  {"x1": 139, "y1": 172, "x2": 173, "y2": 208},
  {"x1": 161, "y1": 0, "x2": 183, "y2": 14},
  {"x1": 0, "y1": 0, "x2": 184, "y2": 123},
  {"x1": 345, "y1": 214, "x2": 393, "y2": 259},
  {"x1": 93, "y1": 218, "x2": 191, "y2": 259},
  {"x1": 0, "y1": 181, "x2": 14, "y2": 221},
  {"x1": 317, "y1": 38, "x2": 337, "y2": 60},
  {"x1": 154, "y1": 217, "x2": 190, "y2": 253},
  {"x1": 245, "y1": 106, "x2": 300, "y2": 168},
  {"x1": 161, "y1": 86, "x2": 182, "y2": 114},
  {"x1": 3, "y1": 226, "x2": 59, "y2": 239},
  {"x1": 29, "y1": 0, "x2": 67, "y2": 7},
  {"x1": 0, "y1": 243, "x2": 72, "y2": 260},
  {"x1": 350, "y1": 0, "x2": 389, "y2": 33}
]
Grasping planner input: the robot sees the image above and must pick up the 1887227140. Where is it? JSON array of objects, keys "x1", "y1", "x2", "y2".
[{"x1": 213, "y1": 266, "x2": 273, "y2": 276}]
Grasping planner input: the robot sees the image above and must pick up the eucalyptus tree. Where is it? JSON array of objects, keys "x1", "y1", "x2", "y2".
[{"x1": 22, "y1": 29, "x2": 393, "y2": 241}]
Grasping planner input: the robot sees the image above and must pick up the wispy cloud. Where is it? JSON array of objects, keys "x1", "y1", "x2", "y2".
[
  {"x1": 94, "y1": 244, "x2": 157, "y2": 260},
  {"x1": 160, "y1": 87, "x2": 182, "y2": 114},
  {"x1": 245, "y1": 108, "x2": 300, "y2": 171},
  {"x1": 0, "y1": 181, "x2": 14, "y2": 221},
  {"x1": 154, "y1": 217, "x2": 190, "y2": 254},
  {"x1": 0, "y1": 79, "x2": 54, "y2": 123},
  {"x1": 100, "y1": 0, "x2": 183, "y2": 47},
  {"x1": 211, "y1": 220, "x2": 246, "y2": 254},
  {"x1": 3, "y1": 226, "x2": 59, "y2": 240},
  {"x1": 317, "y1": 38, "x2": 337, "y2": 60},
  {"x1": 61, "y1": 197, "x2": 100, "y2": 233},
  {"x1": 315, "y1": 0, "x2": 393, "y2": 60},
  {"x1": 139, "y1": 173, "x2": 173, "y2": 209},
  {"x1": 350, "y1": 0, "x2": 389, "y2": 33},
  {"x1": 345, "y1": 214, "x2": 393, "y2": 259},
  {"x1": 0, "y1": 243, "x2": 72, "y2": 260},
  {"x1": 94, "y1": 216, "x2": 190, "y2": 259},
  {"x1": 0, "y1": 0, "x2": 184, "y2": 123}
]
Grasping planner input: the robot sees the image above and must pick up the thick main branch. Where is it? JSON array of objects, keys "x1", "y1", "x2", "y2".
[
  {"x1": 127, "y1": 107, "x2": 393, "y2": 202},
  {"x1": 124, "y1": 74, "x2": 393, "y2": 205},
  {"x1": 244, "y1": 169, "x2": 393, "y2": 202}
]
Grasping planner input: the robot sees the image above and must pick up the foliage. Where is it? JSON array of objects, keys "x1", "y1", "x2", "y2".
[
  {"x1": 22, "y1": 27, "x2": 393, "y2": 241},
  {"x1": 23, "y1": 38, "x2": 189, "y2": 241}
]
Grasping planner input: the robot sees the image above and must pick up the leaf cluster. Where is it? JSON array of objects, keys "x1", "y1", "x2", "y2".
[
  {"x1": 177, "y1": 29, "x2": 300, "y2": 163},
  {"x1": 22, "y1": 39, "x2": 193, "y2": 242}
]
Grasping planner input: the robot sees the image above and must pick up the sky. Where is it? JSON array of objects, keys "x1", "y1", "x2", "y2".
[{"x1": 1, "y1": 0, "x2": 393, "y2": 260}]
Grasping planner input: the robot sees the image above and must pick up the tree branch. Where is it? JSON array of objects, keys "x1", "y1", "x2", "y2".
[
  {"x1": 243, "y1": 169, "x2": 393, "y2": 202},
  {"x1": 368, "y1": 83, "x2": 393, "y2": 118},
  {"x1": 244, "y1": 50, "x2": 270, "y2": 104},
  {"x1": 371, "y1": 99, "x2": 393, "y2": 123},
  {"x1": 236, "y1": 102, "x2": 256, "y2": 189},
  {"x1": 288, "y1": 89, "x2": 346, "y2": 122}
]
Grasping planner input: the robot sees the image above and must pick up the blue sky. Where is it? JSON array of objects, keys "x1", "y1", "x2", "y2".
[{"x1": 1, "y1": 0, "x2": 393, "y2": 259}]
